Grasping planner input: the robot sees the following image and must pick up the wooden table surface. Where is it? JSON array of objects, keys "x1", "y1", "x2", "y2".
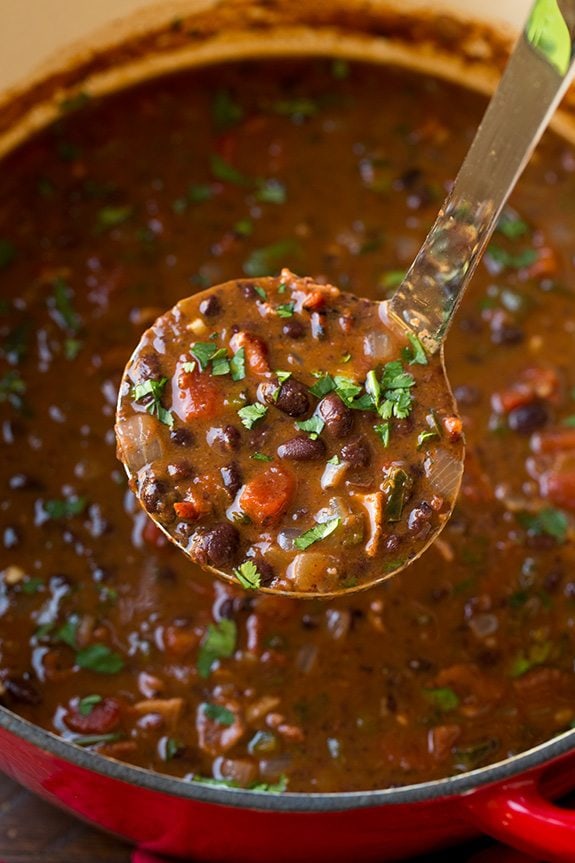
[{"x1": 0, "y1": 771, "x2": 544, "y2": 863}]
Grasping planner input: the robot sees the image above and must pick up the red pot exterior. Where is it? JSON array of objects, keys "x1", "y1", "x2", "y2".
[{"x1": 1, "y1": 721, "x2": 575, "y2": 862}]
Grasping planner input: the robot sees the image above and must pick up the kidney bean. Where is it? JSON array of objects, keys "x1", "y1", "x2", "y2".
[
  {"x1": 190, "y1": 522, "x2": 240, "y2": 568},
  {"x1": 340, "y1": 435, "x2": 371, "y2": 467},
  {"x1": 199, "y1": 294, "x2": 221, "y2": 317},
  {"x1": 3, "y1": 676, "x2": 41, "y2": 705},
  {"x1": 318, "y1": 393, "x2": 353, "y2": 438},
  {"x1": 508, "y1": 400, "x2": 548, "y2": 434},
  {"x1": 221, "y1": 462, "x2": 243, "y2": 497},
  {"x1": 64, "y1": 696, "x2": 122, "y2": 734},
  {"x1": 277, "y1": 435, "x2": 326, "y2": 461},
  {"x1": 258, "y1": 378, "x2": 310, "y2": 417}
]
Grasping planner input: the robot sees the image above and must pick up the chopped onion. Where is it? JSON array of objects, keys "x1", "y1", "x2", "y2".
[
  {"x1": 116, "y1": 413, "x2": 163, "y2": 473},
  {"x1": 326, "y1": 608, "x2": 351, "y2": 641},
  {"x1": 363, "y1": 331, "x2": 392, "y2": 360},
  {"x1": 320, "y1": 460, "x2": 349, "y2": 490},
  {"x1": 424, "y1": 448, "x2": 463, "y2": 499},
  {"x1": 277, "y1": 528, "x2": 301, "y2": 551}
]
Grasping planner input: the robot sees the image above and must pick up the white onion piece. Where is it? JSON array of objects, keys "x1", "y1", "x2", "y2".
[
  {"x1": 363, "y1": 331, "x2": 392, "y2": 361},
  {"x1": 424, "y1": 448, "x2": 463, "y2": 499},
  {"x1": 116, "y1": 413, "x2": 163, "y2": 473},
  {"x1": 320, "y1": 460, "x2": 349, "y2": 490},
  {"x1": 286, "y1": 553, "x2": 340, "y2": 593},
  {"x1": 326, "y1": 608, "x2": 351, "y2": 641},
  {"x1": 259, "y1": 755, "x2": 293, "y2": 780},
  {"x1": 315, "y1": 496, "x2": 351, "y2": 523}
]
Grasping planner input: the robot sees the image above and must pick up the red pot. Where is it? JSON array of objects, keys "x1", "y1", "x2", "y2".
[{"x1": 1, "y1": 708, "x2": 575, "y2": 861}]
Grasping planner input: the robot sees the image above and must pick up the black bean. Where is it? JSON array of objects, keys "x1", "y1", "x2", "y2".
[
  {"x1": 508, "y1": 401, "x2": 548, "y2": 435},
  {"x1": 277, "y1": 434, "x2": 326, "y2": 461},
  {"x1": 190, "y1": 522, "x2": 240, "y2": 568},
  {"x1": 167, "y1": 460, "x2": 195, "y2": 480},
  {"x1": 140, "y1": 476, "x2": 175, "y2": 523},
  {"x1": 258, "y1": 377, "x2": 310, "y2": 418},
  {"x1": 133, "y1": 350, "x2": 163, "y2": 384},
  {"x1": 3, "y1": 676, "x2": 41, "y2": 705},
  {"x1": 340, "y1": 435, "x2": 371, "y2": 467},
  {"x1": 170, "y1": 427, "x2": 194, "y2": 447},
  {"x1": 209, "y1": 424, "x2": 241, "y2": 452},
  {"x1": 238, "y1": 281, "x2": 257, "y2": 300},
  {"x1": 252, "y1": 555, "x2": 275, "y2": 587},
  {"x1": 384, "y1": 534, "x2": 401, "y2": 554},
  {"x1": 282, "y1": 319, "x2": 306, "y2": 339},
  {"x1": 199, "y1": 294, "x2": 221, "y2": 317},
  {"x1": 221, "y1": 462, "x2": 243, "y2": 497},
  {"x1": 408, "y1": 502, "x2": 433, "y2": 538},
  {"x1": 318, "y1": 393, "x2": 353, "y2": 438},
  {"x1": 9, "y1": 473, "x2": 41, "y2": 490}
]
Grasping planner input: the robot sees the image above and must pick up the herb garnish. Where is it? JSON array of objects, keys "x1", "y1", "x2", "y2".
[
  {"x1": 517, "y1": 507, "x2": 568, "y2": 543},
  {"x1": 97, "y1": 206, "x2": 133, "y2": 230},
  {"x1": 230, "y1": 347, "x2": 246, "y2": 381},
  {"x1": 374, "y1": 423, "x2": 390, "y2": 447},
  {"x1": 233, "y1": 560, "x2": 262, "y2": 590},
  {"x1": 309, "y1": 374, "x2": 335, "y2": 398},
  {"x1": 238, "y1": 403, "x2": 268, "y2": 429},
  {"x1": 425, "y1": 687, "x2": 460, "y2": 712},
  {"x1": 295, "y1": 416, "x2": 325, "y2": 439},
  {"x1": 212, "y1": 89, "x2": 244, "y2": 130},
  {"x1": 132, "y1": 378, "x2": 174, "y2": 428},
  {"x1": 197, "y1": 619, "x2": 237, "y2": 678},
  {"x1": 294, "y1": 517, "x2": 340, "y2": 550},
  {"x1": 0, "y1": 371, "x2": 25, "y2": 409},
  {"x1": 78, "y1": 694, "x2": 103, "y2": 716},
  {"x1": 44, "y1": 496, "x2": 87, "y2": 519},
  {"x1": 403, "y1": 333, "x2": 427, "y2": 366},
  {"x1": 487, "y1": 245, "x2": 538, "y2": 270},
  {"x1": 210, "y1": 154, "x2": 250, "y2": 186},
  {"x1": 202, "y1": 703, "x2": 235, "y2": 726},
  {"x1": 276, "y1": 302, "x2": 295, "y2": 318},
  {"x1": 496, "y1": 211, "x2": 529, "y2": 239},
  {"x1": 256, "y1": 179, "x2": 286, "y2": 205},
  {"x1": 243, "y1": 239, "x2": 301, "y2": 277},
  {"x1": 76, "y1": 644, "x2": 125, "y2": 674},
  {"x1": 251, "y1": 452, "x2": 273, "y2": 462},
  {"x1": 49, "y1": 277, "x2": 81, "y2": 333}
]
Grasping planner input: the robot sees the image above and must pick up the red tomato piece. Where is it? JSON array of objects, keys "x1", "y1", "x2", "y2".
[
  {"x1": 239, "y1": 464, "x2": 295, "y2": 525},
  {"x1": 64, "y1": 697, "x2": 122, "y2": 734},
  {"x1": 173, "y1": 362, "x2": 221, "y2": 422},
  {"x1": 229, "y1": 331, "x2": 270, "y2": 376}
]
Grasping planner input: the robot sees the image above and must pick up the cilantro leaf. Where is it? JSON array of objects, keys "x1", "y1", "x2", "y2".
[
  {"x1": 243, "y1": 239, "x2": 301, "y2": 277},
  {"x1": 191, "y1": 342, "x2": 219, "y2": 371},
  {"x1": 132, "y1": 377, "x2": 174, "y2": 428},
  {"x1": 78, "y1": 694, "x2": 103, "y2": 716},
  {"x1": 517, "y1": 507, "x2": 568, "y2": 543},
  {"x1": 403, "y1": 333, "x2": 427, "y2": 365},
  {"x1": 276, "y1": 370, "x2": 291, "y2": 384},
  {"x1": 233, "y1": 561, "x2": 261, "y2": 590},
  {"x1": 374, "y1": 422, "x2": 390, "y2": 447},
  {"x1": 210, "y1": 154, "x2": 250, "y2": 186},
  {"x1": 44, "y1": 496, "x2": 87, "y2": 519},
  {"x1": 76, "y1": 644, "x2": 125, "y2": 674},
  {"x1": 238, "y1": 403, "x2": 267, "y2": 429},
  {"x1": 425, "y1": 687, "x2": 460, "y2": 712},
  {"x1": 197, "y1": 619, "x2": 237, "y2": 678},
  {"x1": 256, "y1": 179, "x2": 286, "y2": 204},
  {"x1": 365, "y1": 369, "x2": 381, "y2": 408},
  {"x1": 202, "y1": 702, "x2": 235, "y2": 726},
  {"x1": 487, "y1": 245, "x2": 538, "y2": 270},
  {"x1": 309, "y1": 374, "x2": 335, "y2": 398},
  {"x1": 251, "y1": 452, "x2": 272, "y2": 462},
  {"x1": 496, "y1": 211, "x2": 529, "y2": 239},
  {"x1": 294, "y1": 517, "x2": 340, "y2": 550},
  {"x1": 230, "y1": 347, "x2": 246, "y2": 381},
  {"x1": 276, "y1": 302, "x2": 295, "y2": 318},
  {"x1": 295, "y1": 416, "x2": 325, "y2": 438}
]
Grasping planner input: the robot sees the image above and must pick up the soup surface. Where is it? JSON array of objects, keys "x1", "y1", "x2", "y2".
[{"x1": 1, "y1": 58, "x2": 575, "y2": 793}]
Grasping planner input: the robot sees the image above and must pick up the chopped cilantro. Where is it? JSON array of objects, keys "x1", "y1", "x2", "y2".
[
  {"x1": 272, "y1": 97, "x2": 318, "y2": 118},
  {"x1": 182, "y1": 361, "x2": 196, "y2": 374},
  {"x1": 210, "y1": 348, "x2": 230, "y2": 377},
  {"x1": 496, "y1": 211, "x2": 529, "y2": 239},
  {"x1": 73, "y1": 732, "x2": 123, "y2": 747},
  {"x1": 309, "y1": 374, "x2": 335, "y2": 398},
  {"x1": 487, "y1": 245, "x2": 538, "y2": 270},
  {"x1": 172, "y1": 184, "x2": 214, "y2": 213},
  {"x1": 230, "y1": 347, "x2": 246, "y2": 381},
  {"x1": 202, "y1": 703, "x2": 235, "y2": 726},
  {"x1": 132, "y1": 377, "x2": 174, "y2": 428},
  {"x1": 191, "y1": 341, "x2": 219, "y2": 370},
  {"x1": 0, "y1": 371, "x2": 26, "y2": 409},
  {"x1": 256, "y1": 179, "x2": 286, "y2": 204},
  {"x1": 374, "y1": 422, "x2": 390, "y2": 447},
  {"x1": 163, "y1": 737, "x2": 182, "y2": 761},
  {"x1": 210, "y1": 154, "x2": 250, "y2": 186},
  {"x1": 276, "y1": 370, "x2": 292, "y2": 384},
  {"x1": 341, "y1": 352, "x2": 352, "y2": 364},
  {"x1": 295, "y1": 415, "x2": 325, "y2": 438},
  {"x1": 44, "y1": 496, "x2": 87, "y2": 519},
  {"x1": 417, "y1": 429, "x2": 440, "y2": 449},
  {"x1": 251, "y1": 452, "x2": 273, "y2": 462},
  {"x1": 64, "y1": 338, "x2": 82, "y2": 360},
  {"x1": 254, "y1": 285, "x2": 268, "y2": 300},
  {"x1": 56, "y1": 616, "x2": 79, "y2": 648},
  {"x1": 294, "y1": 517, "x2": 340, "y2": 550},
  {"x1": 21, "y1": 577, "x2": 44, "y2": 595},
  {"x1": 425, "y1": 687, "x2": 460, "y2": 712},
  {"x1": 333, "y1": 376, "x2": 363, "y2": 407},
  {"x1": 78, "y1": 694, "x2": 103, "y2": 716},
  {"x1": 243, "y1": 239, "x2": 301, "y2": 277},
  {"x1": 233, "y1": 560, "x2": 262, "y2": 590},
  {"x1": 238, "y1": 403, "x2": 267, "y2": 429},
  {"x1": 403, "y1": 333, "x2": 427, "y2": 365},
  {"x1": 365, "y1": 369, "x2": 381, "y2": 408},
  {"x1": 379, "y1": 270, "x2": 405, "y2": 291},
  {"x1": 327, "y1": 455, "x2": 340, "y2": 465},
  {"x1": 76, "y1": 644, "x2": 124, "y2": 674},
  {"x1": 276, "y1": 302, "x2": 295, "y2": 318},
  {"x1": 0, "y1": 239, "x2": 16, "y2": 270},
  {"x1": 197, "y1": 619, "x2": 237, "y2": 678},
  {"x1": 234, "y1": 218, "x2": 253, "y2": 237},
  {"x1": 97, "y1": 206, "x2": 133, "y2": 230},
  {"x1": 517, "y1": 507, "x2": 568, "y2": 543},
  {"x1": 509, "y1": 641, "x2": 552, "y2": 678},
  {"x1": 212, "y1": 89, "x2": 244, "y2": 130}
]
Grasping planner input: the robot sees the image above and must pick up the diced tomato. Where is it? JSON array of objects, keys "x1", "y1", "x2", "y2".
[
  {"x1": 532, "y1": 428, "x2": 575, "y2": 454},
  {"x1": 173, "y1": 362, "x2": 221, "y2": 422},
  {"x1": 64, "y1": 697, "x2": 122, "y2": 734},
  {"x1": 540, "y1": 468, "x2": 575, "y2": 510},
  {"x1": 442, "y1": 415, "x2": 463, "y2": 442},
  {"x1": 142, "y1": 519, "x2": 168, "y2": 547},
  {"x1": 492, "y1": 366, "x2": 560, "y2": 414},
  {"x1": 173, "y1": 492, "x2": 211, "y2": 522},
  {"x1": 524, "y1": 246, "x2": 558, "y2": 280},
  {"x1": 161, "y1": 624, "x2": 201, "y2": 658},
  {"x1": 229, "y1": 331, "x2": 270, "y2": 375},
  {"x1": 302, "y1": 289, "x2": 327, "y2": 311},
  {"x1": 239, "y1": 464, "x2": 295, "y2": 525}
]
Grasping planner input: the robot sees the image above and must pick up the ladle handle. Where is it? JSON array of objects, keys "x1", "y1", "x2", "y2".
[{"x1": 388, "y1": 0, "x2": 575, "y2": 354}]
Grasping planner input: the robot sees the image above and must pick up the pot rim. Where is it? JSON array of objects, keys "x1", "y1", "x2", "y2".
[{"x1": 1, "y1": 705, "x2": 573, "y2": 811}]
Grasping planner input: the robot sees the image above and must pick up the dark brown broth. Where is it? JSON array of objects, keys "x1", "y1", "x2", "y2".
[{"x1": 1, "y1": 59, "x2": 575, "y2": 792}]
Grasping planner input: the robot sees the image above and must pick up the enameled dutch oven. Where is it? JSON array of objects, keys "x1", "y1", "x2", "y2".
[{"x1": 2, "y1": 1, "x2": 575, "y2": 860}]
